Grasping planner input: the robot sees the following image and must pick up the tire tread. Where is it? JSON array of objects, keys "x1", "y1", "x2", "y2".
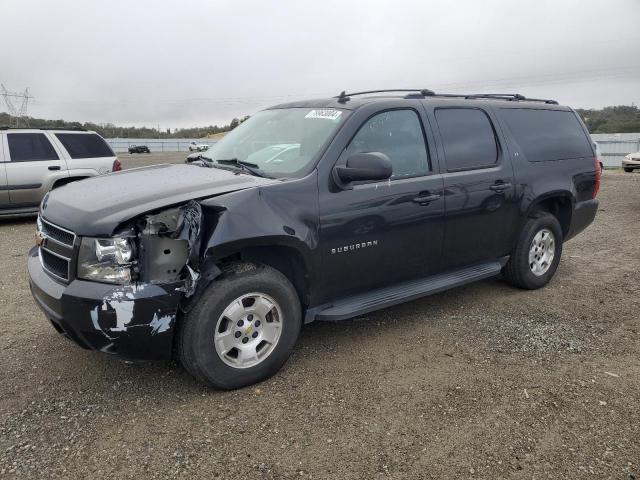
[
  {"x1": 176, "y1": 263, "x2": 301, "y2": 389},
  {"x1": 504, "y1": 211, "x2": 562, "y2": 290}
]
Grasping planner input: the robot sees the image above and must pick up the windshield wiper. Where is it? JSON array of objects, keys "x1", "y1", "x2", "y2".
[{"x1": 215, "y1": 158, "x2": 269, "y2": 178}]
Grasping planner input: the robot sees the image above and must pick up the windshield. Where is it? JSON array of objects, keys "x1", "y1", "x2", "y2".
[{"x1": 201, "y1": 107, "x2": 347, "y2": 178}]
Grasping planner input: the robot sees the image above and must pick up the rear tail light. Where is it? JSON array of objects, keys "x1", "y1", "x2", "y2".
[
  {"x1": 112, "y1": 158, "x2": 122, "y2": 172},
  {"x1": 593, "y1": 156, "x2": 600, "y2": 198}
]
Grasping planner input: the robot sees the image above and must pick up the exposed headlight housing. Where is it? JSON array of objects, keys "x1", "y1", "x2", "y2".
[{"x1": 77, "y1": 236, "x2": 135, "y2": 284}]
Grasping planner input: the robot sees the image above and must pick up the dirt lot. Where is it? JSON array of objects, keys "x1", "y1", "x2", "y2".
[{"x1": 1, "y1": 155, "x2": 639, "y2": 479}]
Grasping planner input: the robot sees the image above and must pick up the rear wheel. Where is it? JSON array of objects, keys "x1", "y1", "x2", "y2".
[
  {"x1": 177, "y1": 264, "x2": 301, "y2": 389},
  {"x1": 503, "y1": 212, "x2": 563, "y2": 289}
]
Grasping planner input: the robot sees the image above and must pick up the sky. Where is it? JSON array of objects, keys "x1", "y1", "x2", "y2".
[{"x1": 1, "y1": 0, "x2": 639, "y2": 129}]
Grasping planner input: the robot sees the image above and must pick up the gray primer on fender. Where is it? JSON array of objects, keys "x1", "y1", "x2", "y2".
[
  {"x1": 149, "y1": 313, "x2": 174, "y2": 335},
  {"x1": 89, "y1": 283, "x2": 176, "y2": 339}
]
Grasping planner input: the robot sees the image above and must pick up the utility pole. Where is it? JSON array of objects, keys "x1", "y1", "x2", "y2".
[{"x1": 1, "y1": 84, "x2": 33, "y2": 127}]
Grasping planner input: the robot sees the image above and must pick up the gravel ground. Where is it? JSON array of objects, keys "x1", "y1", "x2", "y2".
[{"x1": 1, "y1": 156, "x2": 639, "y2": 479}]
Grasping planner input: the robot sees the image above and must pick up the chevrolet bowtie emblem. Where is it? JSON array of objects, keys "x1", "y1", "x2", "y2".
[
  {"x1": 35, "y1": 231, "x2": 45, "y2": 247},
  {"x1": 245, "y1": 325, "x2": 253, "y2": 335}
]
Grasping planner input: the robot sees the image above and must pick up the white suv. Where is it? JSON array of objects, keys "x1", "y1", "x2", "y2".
[
  {"x1": 188, "y1": 141, "x2": 210, "y2": 152},
  {"x1": 0, "y1": 128, "x2": 120, "y2": 215}
]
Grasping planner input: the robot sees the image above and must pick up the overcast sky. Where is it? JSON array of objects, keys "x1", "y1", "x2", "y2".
[{"x1": 1, "y1": 0, "x2": 639, "y2": 129}]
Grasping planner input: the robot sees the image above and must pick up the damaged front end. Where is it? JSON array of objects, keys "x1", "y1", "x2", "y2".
[
  {"x1": 136, "y1": 200, "x2": 203, "y2": 296},
  {"x1": 34, "y1": 201, "x2": 208, "y2": 360}
]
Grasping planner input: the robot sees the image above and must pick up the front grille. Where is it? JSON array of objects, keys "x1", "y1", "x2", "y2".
[
  {"x1": 38, "y1": 217, "x2": 75, "y2": 283},
  {"x1": 40, "y1": 248, "x2": 70, "y2": 281},
  {"x1": 40, "y1": 217, "x2": 75, "y2": 247}
]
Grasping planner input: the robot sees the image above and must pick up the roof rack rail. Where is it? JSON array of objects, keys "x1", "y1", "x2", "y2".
[
  {"x1": 335, "y1": 89, "x2": 558, "y2": 105},
  {"x1": 0, "y1": 126, "x2": 88, "y2": 131},
  {"x1": 463, "y1": 93, "x2": 558, "y2": 104},
  {"x1": 337, "y1": 89, "x2": 435, "y2": 103}
]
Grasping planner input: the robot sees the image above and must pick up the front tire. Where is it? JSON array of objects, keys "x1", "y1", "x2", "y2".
[
  {"x1": 503, "y1": 212, "x2": 563, "y2": 290},
  {"x1": 177, "y1": 264, "x2": 301, "y2": 389},
  {"x1": 624, "y1": 167, "x2": 634, "y2": 173}
]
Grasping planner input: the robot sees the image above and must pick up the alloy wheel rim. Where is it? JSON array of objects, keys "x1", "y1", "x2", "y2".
[
  {"x1": 528, "y1": 228, "x2": 555, "y2": 276},
  {"x1": 214, "y1": 293, "x2": 283, "y2": 369}
]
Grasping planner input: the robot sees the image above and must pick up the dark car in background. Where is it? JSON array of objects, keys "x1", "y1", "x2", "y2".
[
  {"x1": 128, "y1": 144, "x2": 150, "y2": 154},
  {"x1": 28, "y1": 89, "x2": 599, "y2": 389}
]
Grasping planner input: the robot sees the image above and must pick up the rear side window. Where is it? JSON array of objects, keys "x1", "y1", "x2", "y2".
[
  {"x1": 7, "y1": 133, "x2": 59, "y2": 162},
  {"x1": 55, "y1": 133, "x2": 114, "y2": 159},
  {"x1": 346, "y1": 109, "x2": 430, "y2": 178},
  {"x1": 435, "y1": 108, "x2": 498, "y2": 171},
  {"x1": 500, "y1": 109, "x2": 593, "y2": 162}
]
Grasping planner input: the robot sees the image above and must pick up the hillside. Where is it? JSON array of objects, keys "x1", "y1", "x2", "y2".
[
  {"x1": 0, "y1": 112, "x2": 249, "y2": 139},
  {"x1": 575, "y1": 105, "x2": 640, "y2": 134}
]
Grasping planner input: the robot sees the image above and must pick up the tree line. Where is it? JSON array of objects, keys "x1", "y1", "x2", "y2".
[
  {"x1": 0, "y1": 112, "x2": 250, "y2": 138},
  {"x1": 2, "y1": 105, "x2": 639, "y2": 136},
  {"x1": 575, "y1": 105, "x2": 640, "y2": 134}
]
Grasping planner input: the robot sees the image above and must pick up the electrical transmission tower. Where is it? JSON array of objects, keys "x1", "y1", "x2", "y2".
[{"x1": 1, "y1": 84, "x2": 33, "y2": 127}]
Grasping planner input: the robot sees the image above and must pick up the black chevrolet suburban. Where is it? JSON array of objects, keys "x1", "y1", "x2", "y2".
[{"x1": 28, "y1": 89, "x2": 600, "y2": 389}]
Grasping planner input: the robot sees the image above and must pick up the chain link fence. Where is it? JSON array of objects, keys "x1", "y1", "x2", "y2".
[{"x1": 106, "y1": 138, "x2": 217, "y2": 153}]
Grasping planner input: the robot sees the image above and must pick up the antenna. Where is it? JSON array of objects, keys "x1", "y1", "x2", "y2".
[{"x1": 1, "y1": 84, "x2": 33, "y2": 127}]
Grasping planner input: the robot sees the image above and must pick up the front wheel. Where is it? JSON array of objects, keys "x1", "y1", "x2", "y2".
[
  {"x1": 624, "y1": 167, "x2": 634, "y2": 173},
  {"x1": 177, "y1": 264, "x2": 301, "y2": 389},
  {"x1": 503, "y1": 212, "x2": 563, "y2": 289}
]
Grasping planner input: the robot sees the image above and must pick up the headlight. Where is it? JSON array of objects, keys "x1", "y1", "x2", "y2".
[{"x1": 77, "y1": 236, "x2": 134, "y2": 284}]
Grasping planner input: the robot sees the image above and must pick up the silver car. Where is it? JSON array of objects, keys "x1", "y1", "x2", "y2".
[
  {"x1": 0, "y1": 128, "x2": 120, "y2": 215},
  {"x1": 622, "y1": 151, "x2": 640, "y2": 172}
]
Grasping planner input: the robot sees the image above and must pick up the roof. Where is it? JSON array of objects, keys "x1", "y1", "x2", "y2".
[
  {"x1": 270, "y1": 89, "x2": 568, "y2": 111},
  {"x1": 0, "y1": 127, "x2": 93, "y2": 132}
]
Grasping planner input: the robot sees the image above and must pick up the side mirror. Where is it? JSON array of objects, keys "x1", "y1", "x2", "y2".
[{"x1": 334, "y1": 152, "x2": 392, "y2": 186}]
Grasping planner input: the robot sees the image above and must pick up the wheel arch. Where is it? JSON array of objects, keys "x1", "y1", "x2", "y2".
[
  {"x1": 196, "y1": 237, "x2": 314, "y2": 311},
  {"x1": 52, "y1": 176, "x2": 91, "y2": 189},
  {"x1": 234, "y1": 245, "x2": 310, "y2": 308},
  {"x1": 524, "y1": 191, "x2": 574, "y2": 238}
]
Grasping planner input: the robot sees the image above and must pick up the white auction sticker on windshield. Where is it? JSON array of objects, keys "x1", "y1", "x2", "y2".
[{"x1": 305, "y1": 109, "x2": 342, "y2": 121}]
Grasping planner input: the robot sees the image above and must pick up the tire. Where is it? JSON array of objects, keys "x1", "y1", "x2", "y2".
[
  {"x1": 503, "y1": 212, "x2": 563, "y2": 290},
  {"x1": 177, "y1": 263, "x2": 301, "y2": 389},
  {"x1": 624, "y1": 167, "x2": 634, "y2": 173}
]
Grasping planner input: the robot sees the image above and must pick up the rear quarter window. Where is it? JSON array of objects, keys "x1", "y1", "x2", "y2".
[
  {"x1": 55, "y1": 133, "x2": 114, "y2": 159},
  {"x1": 500, "y1": 108, "x2": 593, "y2": 162},
  {"x1": 7, "y1": 133, "x2": 59, "y2": 162}
]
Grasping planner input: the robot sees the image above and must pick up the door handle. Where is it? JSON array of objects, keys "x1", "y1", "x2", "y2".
[
  {"x1": 48, "y1": 166, "x2": 61, "y2": 171},
  {"x1": 412, "y1": 193, "x2": 441, "y2": 204},
  {"x1": 489, "y1": 182, "x2": 512, "y2": 192}
]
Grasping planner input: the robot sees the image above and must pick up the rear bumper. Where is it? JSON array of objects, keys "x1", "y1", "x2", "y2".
[
  {"x1": 28, "y1": 246, "x2": 182, "y2": 360},
  {"x1": 566, "y1": 199, "x2": 598, "y2": 241}
]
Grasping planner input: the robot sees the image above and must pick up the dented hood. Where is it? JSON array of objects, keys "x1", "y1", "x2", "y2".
[{"x1": 41, "y1": 164, "x2": 278, "y2": 236}]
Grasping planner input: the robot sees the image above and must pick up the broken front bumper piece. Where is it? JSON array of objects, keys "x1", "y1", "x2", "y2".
[{"x1": 28, "y1": 247, "x2": 182, "y2": 360}]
